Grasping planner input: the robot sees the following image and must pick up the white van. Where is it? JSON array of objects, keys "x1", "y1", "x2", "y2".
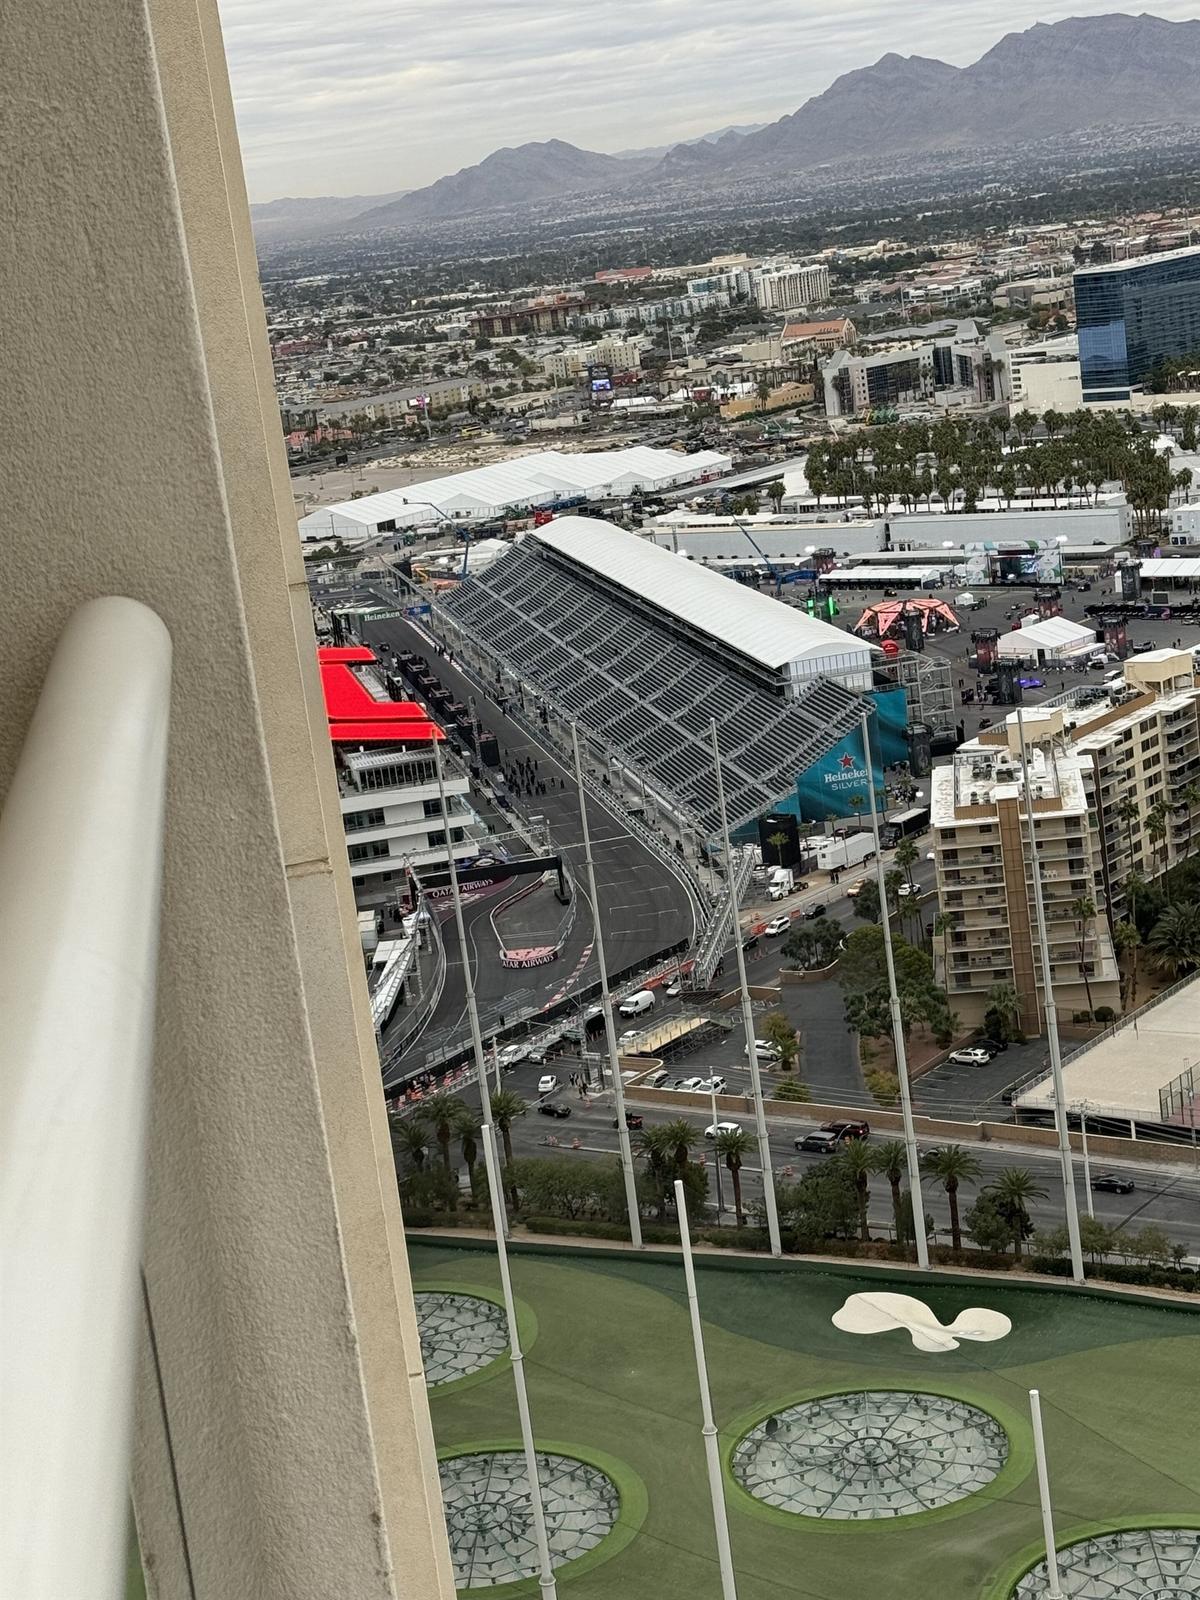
[{"x1": 618, "y1": 989, "x2": 656, "y2": 1018}]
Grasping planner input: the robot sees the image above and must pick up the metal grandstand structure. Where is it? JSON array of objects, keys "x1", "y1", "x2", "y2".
[{"x1": 439, "y1": 538, "x2": 863, "y2": 839}]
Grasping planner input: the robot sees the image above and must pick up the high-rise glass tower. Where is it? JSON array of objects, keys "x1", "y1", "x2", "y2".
[{"x1": 1075, "y1": 244, "x2": 1200, "y2": 402}]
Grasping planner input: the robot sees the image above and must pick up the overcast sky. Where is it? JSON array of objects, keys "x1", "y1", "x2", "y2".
[{"x1": 220, "y1": 1, "x2": 1200, "y2": 201}]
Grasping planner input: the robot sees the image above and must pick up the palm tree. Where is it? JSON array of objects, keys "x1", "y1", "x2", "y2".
[
  {"x1": 1114, "y1": 795, "x2": 1140, "y2": 875},
  {"x1": 1147, "y1": 903, "x2": 1200, "y2": 976},
  {"x1": 416, "y1": 1091, "x2": 467, "y2": 1177},
  {"x1": 1146, "y1": 801, "x2": 1169, "y2": 884},
  {"x1": 766, "y1": 829, "x2": 790, "y2": 867},
  {"x1": 894, "y1": 837, "x2": 919, "y2": 890},
  {"x1": 933, "y1": 911, "x2": 954, "y2": 982},
  {"x1": 874, "y1": 1140, "x2": 908, "y2": 1242},
  {"x1": 454, "y1": 1104, "x2": 481, "y2": 1191},
  {"x1": 489, "y1": 1090, "x2": 527, "y2": 1168},
  {"x1": 1071, "y1": 895, "x2": 1097, "y2": 1016},
  {"x1": 839, "y1": 1140, "x2": 877, "y2": 1242},
  {"x1": 921, "y1": 1145, "x2": 983, "y2": 1252},
  {"x1": 985, "y1": 981, "x2": 1021, "y2": 1038},
  {"x1": 637, "y1": 1125, "x2": 677, "y2": 1218},
  {"x1": 390, "y1": 1116, "x2": 429, "y2": 1173},
  {"x1": 715, "y1": 1127, "x2": 753, "y2": 1226},
  {"x1": 990, "y1": 1167, "x2": 1047, "y2": 1261},
  {"x1": 662, "y1": 1118, "x2": 699, "y2": 1173},
  {"x1": 1111, "y1": 920, "x2": 1141, "y2": 1009}
]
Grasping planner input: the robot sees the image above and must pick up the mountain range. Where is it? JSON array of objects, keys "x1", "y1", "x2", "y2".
[{"x1": 251, "y1": 13, "x2": 1200, "y2": 241}]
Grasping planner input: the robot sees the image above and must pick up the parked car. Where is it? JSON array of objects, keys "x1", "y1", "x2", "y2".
[
  {"x1": 947, "y1": 1047, "x2": 992, "y2": 1066},
  {"x1": 796, "y1": 1130, "x2": 839, "y2": 1154},
  {"x1": 1091, "y1": 1172, "x2": 1135, "y2": 1194},
  {"x1": 745, "y1": 1038, "x2": 784, "y2": 1062},
  {"x1": 977, "y1": 1038, "x2": 1008, "y2": 1055},
  {"x1": 538, "y1": 1102, "x2": 571, "y2": 1119},
  {"x1": 765, "y1": 914, "x2": 791, "y2": 936},
  {"x1": 705, "y1": 1121, "x2": 742, "y2": 1140},
  {"x1": 696, "y1": 1076, "x2": 727, "y2": 1094},
  {"x1": 613, "y1": 1111, "x2": 644, "y2": 1130},
  {"x1": 537, "y1": 1073, "x2": 559, "y2": 1094},
  {"x1": 822, "y1": 1119, "x2": 870, "y2": 1142},
  {"x1": 644, "y1": 1069, "x2": 670, "y2": 1088},
  {"x1": 674, "y1": 1075, "x2": 706, "y2": 1090}
]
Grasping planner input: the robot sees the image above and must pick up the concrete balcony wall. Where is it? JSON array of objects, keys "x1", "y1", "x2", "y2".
[{"x1": 2, "y1": 3, "x2": 455, "y2": 1598}]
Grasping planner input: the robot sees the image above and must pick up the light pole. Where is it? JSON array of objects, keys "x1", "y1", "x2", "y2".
[
  {"x1": 861, "y1": 712, "x2": 929, "y2": 1268},
  {"x1": 1075, "y1": 1101, "x2": 1094, "y2": 1217},
  {"x1": 432, "y1": 736, "x2": 558, "y2": 1600},
  {"x1": 1029, "y1": 1389, "x2": 1065, "y2": 1600},
  {"x1": 1015, "y1": 707, "x2": 1085, "y2": 1286},
  {"x1": 675, "y1": 1180, "x2": 739, "y2": 1600},
  {"x1": 709, "y1": 719, "x2": 781, "y2": 1258},
  {"x1": 710, "y1": 1086, "x2": 724, "y2": 1216},
  {"x1": 570, "y1": 725, "x2": 642, "y2": 1248}
]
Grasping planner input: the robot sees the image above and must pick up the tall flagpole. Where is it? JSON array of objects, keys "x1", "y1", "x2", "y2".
[
  {"x1": 432, "y1": 736, "x2": 558, "y2": 1600},
  {"x1": 1014, "y1": 709, "x2": 1085, "y2": 1285},
  {"x1": 861, "y1": 712, "x2": 929, "y2": 1268},
  {"x1": 675, "y1": 1181, "x2": 739, "y2": 1600},
  {"x1": 570, "y1": 724, "x2": 643, "y2": 1248},
  {"x1": 1029, "y1": 1389, "x2": 1065, "y2": 1600},
  {"x1": 710, "y1": 720, "x2": 781, "y2": 1258}
]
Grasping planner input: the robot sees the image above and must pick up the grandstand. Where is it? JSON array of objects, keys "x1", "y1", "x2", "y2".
[{"x1": 439, "y1": 517, "x2": 870, "y2": 836}]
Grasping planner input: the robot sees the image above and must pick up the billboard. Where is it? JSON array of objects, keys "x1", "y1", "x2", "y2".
[
  {"x1": 587, "y1": 362, "x2": 613, "y2": 402},
  {"x1": 794, "y1": 722, "x2": 885, "y2": 823}
]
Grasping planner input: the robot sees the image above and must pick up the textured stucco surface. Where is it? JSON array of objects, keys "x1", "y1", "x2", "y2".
[{"x1": 1, "y1": 2, "x2": 453, "y2": 1596}]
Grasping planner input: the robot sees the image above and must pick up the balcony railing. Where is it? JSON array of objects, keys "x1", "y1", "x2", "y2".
[{"x1": 1, "y1": 598, "x2": 172, "y2": 1600}]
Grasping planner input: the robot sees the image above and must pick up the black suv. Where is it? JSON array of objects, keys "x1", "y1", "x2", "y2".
[
  {"x1": 977, "y1": 1038, "x2": 1008, "y2": 1056},
  {"x1": 822, "y1": 1119, "x2": 870, "y2": 1142}
]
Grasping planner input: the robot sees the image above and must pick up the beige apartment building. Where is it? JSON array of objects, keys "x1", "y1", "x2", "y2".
[{"x1": 931, "y1": 649, "x2": 1200, "y2": 1030}]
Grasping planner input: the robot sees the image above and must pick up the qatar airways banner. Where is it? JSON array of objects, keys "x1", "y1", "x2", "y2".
[{"x1": 500, "y1": 947, "x2": 560, "y2": 969}]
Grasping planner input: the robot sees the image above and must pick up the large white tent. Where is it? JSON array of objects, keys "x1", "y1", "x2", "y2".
[
  {"x1": 297, "y1": 446, "x2": 731, "y2": 544},
  {"x1": 996, "y1": 615, "x2": 1098, "y2": 660}
]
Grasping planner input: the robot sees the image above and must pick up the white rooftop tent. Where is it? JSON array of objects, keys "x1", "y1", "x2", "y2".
[
  {"x1": 996, "y1": 615, "x2": 1098, "y2": 659},
  {"x1": 296, "y1": 446, "x2": 732, "y2": 544}
]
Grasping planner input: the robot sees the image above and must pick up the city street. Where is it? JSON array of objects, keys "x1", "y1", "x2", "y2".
[{"x1": 487, "y1": 1070, "x2": 1200, "y2": 1256}]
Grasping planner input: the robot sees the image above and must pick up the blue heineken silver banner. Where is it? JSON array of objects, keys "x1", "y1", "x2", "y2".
[{"x1": 794, "y1": 722, "x2": 884, "y2": 823}]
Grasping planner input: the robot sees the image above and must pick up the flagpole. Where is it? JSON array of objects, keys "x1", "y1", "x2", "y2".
[
  {"x1": 570, "y1": 724, "x2": 643, "y2": 1248},
  {"x1": 433, "y1": 736, "x2": 557, "y2": 1600},
  {"x1": 860, "y1": 712, "x2": 929, "y2": 1268},
  {"x1": 710, "y1": 720, "x2": 781, "y2": 1258}
]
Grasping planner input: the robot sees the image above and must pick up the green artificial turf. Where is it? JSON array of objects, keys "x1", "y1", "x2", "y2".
[{"x1": 409, "y1": 1241, "x2": 1200, "y2": 1600}]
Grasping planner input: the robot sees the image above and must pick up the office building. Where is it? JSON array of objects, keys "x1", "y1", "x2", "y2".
[
  {"x1": 753, "y1": 263, "x2": 831, "y2": 312},
  {"x1": 1075, "y1": 243, "x2": 1200, "y2": 403},
  {"x1": 1006, "y1": 336, "x2": 1083, "y2": 415},
  {"x1": 932, "y1": 650, "x2": 1200, "y2": 1027},
  {"x1": 821, "y1": 323, "x2": 1008, "y2": 417},
  {"x1": 319, "y1": 646, "x2": 476, "y2": 898}
]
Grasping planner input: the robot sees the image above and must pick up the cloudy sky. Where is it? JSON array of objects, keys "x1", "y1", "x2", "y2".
[{"x1": 220, "y1": 1, "x2": 1200, "y2": 201}]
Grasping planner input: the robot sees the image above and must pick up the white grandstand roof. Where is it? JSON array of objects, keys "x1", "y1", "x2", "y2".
[
  {"x1": 532, "y1": 517, "x2": 878, "y2": 673},
  {"x1": 296, "y1": 447, "x2": 732, "y2": 539}
]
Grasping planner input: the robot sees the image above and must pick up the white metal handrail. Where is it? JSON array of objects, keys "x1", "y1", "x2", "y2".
[{"x1": 0, "y1": 598, "x2": 172, "y2": 1600}]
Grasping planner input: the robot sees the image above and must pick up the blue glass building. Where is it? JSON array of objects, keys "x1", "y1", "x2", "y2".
[{"x1": 1076, "y1": 245, "x2": 1200, "y2": 402}]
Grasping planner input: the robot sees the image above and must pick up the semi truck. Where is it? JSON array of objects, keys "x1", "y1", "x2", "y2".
[
  {"x1": 813, "y1": 832, "x2": 876, "y2": 872},
  {"x1": 882, "y1": 806, "x2": 931, "y2": 849}
]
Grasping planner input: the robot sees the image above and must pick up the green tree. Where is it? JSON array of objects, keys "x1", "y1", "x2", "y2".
[
  {"x1": 1111, "y1": 920, "x2": 1141, "y2": 1010},
  {"x1": 921, "y1": 1145, "x2": 982, "y2": 1252},
  {"x1": 1071, "y1": 895, "x2": 1097, "y2": 1016},
  {"x1": 453, "y1": 1104, "x2": 481, "y2": 1191},
  {"x1": 985, "y1": 981, "x2": 1022, "y2": 1039},
  {"x1": 852, "y1": 877, "x2": 881, "y2": 923},
  {"x1": 715, "y1": 1126, "x2": 753, "y2": 1225},
  {"x1": 490, "y1": 1089, "x2": 528, "y2": 1207},
  {"x1": 762, "y1": 1010, "x2": 800, "y2": 1073},
  {"x1": 894, "y1": 837, "x2": 919, "y2": 889},
  {"x1": 874, "y1": 1139, "x2": 909, "y2": 1243},
  {"x1": 773, "y1": 1076, "x2": 812, "y2": 1102},
  {"x1": 416, "y1": 1091, "x2": 468, "y2": 1178},
  {"x1": 756, "y1": 376, "x2": 771, "y2": 410},
  {"x1": 766, "y1": 829, "x2": 790, "y2": 866},
  {"x1": 989, "y1": 1168, "x2": 1047, "y2": 1261},
  {"x1": 390, "y1": 1116, "x2": 429, "y2": 1173},
  {"x1": 767, "y1": 479, "x2": 785, "y2": 513},
  {"x1": 1147, "y1": 903, "x2": 1200, "y2": 976},
  {"x1": 1080, "y1": 1214, "x2": 1115, "y2": 1264},
  {"x1": 837, "y1": 1140, "x2": 878, "y2": 1241}
]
